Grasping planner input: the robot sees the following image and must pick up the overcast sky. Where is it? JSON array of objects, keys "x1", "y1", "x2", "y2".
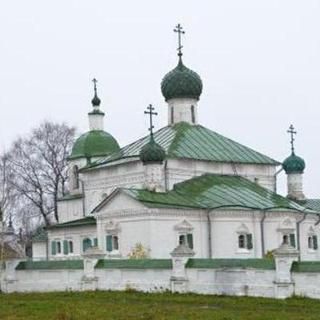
[{"x1": 0, "y1": 0, "x2": 319, "y2": 197}]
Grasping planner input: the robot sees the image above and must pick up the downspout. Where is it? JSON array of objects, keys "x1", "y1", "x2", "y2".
[
  {"x1": 297, "y1": 211, "x2": 307, "y2": 261},
  {"x1": 164, "y1": 160, "x2": 168, "y2": 191},
  {"x1": 79, "y1": 179, "x2": 86, "y2": 217},
  {"x1": 315, "y1": 214, "x2": 320, "y2": 226},
  {"x1": 260, "y1": 211, "x2": 266, "y2": 257},
  {"x1": 207, "y1": 210, "x2": 212, "y2": 258}
]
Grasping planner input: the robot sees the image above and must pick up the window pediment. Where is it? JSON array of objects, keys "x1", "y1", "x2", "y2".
[{"x1": 174, "y1": 220, "x2": 193, "y2": 232}]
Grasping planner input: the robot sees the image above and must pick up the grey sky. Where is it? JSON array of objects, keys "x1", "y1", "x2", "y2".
[{"x1": 0, "y1": 0, "x2": 319, "y2": 197}]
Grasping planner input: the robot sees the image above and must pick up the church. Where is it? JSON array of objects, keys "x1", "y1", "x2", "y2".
[{"x1": 32, "y1": 25, "x2": 320, "y2": 264}]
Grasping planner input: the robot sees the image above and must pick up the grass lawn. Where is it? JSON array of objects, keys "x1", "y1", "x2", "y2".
[{"x1": 0, "y1": 291, "x2": 319, "y2": 320}]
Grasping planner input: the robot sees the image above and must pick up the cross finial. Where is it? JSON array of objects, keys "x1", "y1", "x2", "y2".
[
  {"x1": 92, "y1": 78, "x2": 98, "y2": 95},
  {"x1": 287, "y1": 124, "x2": 297, "y2": 154},
  {"x1": 174, "y1": 24, "x2": 185, "y2": 57},
  {"x1": 144, "y1": 104, "x2": 158, "y2": 137}
]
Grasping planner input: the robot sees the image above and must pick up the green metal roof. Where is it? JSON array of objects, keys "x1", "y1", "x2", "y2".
[
  {"x1": 95, "y1": 259, "x2": 172, "y2": 269},
  {"x1": 16, "y1": 260, "x2": 84, "y2": 270},
  {"x1": 69, "y1": 130, "x2": 120, "y2": 160},
  {"x1": 297, "y1": 199, "x2": 320, "y2": 212},
  {"x1": 186, "y1": 259, "x2": 275, "y2": 270},
  {"x1": 89, "y1": 122, "x2": 279, "y2": 169},
  {"x1": 291, "y1": 261, "x2": 320, "y2": 273},
  {"x1": 122, "y1": 174, "x2": 307, "y2": 212},
  {"x1": 48, "y1": 216, "x2": 96, "y2": 229},
  {"x1": 57, "y1": 193, "x2": 83, "y2": 202},
  {"x1": 32, "y1": 228, "x2": 48, "y2": 242}
]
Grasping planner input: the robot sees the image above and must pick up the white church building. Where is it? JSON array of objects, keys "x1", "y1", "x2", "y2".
[{"x1": 3, "y1": 26, "x2": 320, "y2": 298}]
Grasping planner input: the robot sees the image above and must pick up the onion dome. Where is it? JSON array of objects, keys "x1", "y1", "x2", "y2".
[
  {"x1": 283, "y1": 153, "x2": 305, "y2": 174},
  {"x1": 69, "y1": 130, "x2": 120, "y2": 160},
  {"x1": 161, "y1": 57, "x2": 203, "y2": 101},
  {"x1": 139, "y1": 136, "x2": 166, "y2": 164},
  {"x1": 91, "y1": 93, "x2": 101, "y2": 107}
]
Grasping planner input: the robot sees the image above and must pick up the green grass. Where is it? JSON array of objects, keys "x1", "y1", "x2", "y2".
[{"x1": 0, "y1": 291, "x2": 319, "y2": 320}]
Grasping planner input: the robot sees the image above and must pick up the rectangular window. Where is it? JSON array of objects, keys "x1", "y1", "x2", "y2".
[
  {"x1": 308, "y1": 235, "x2": 318, "y2": 250},
  {"x1": 178, "y1": 234, "x2": 193, "y2": 249},
  {"x1": 238, "y1": 234, "x2": 253, "y2": 250},
  {"x1": 313, "y1": 235, "x2": 318, "y2": 250},
  {"x1": 69, "y1": 241, "x2": 74, "y2": 254}
]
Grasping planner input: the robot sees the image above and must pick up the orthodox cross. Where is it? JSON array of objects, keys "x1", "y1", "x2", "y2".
[
  {"x1": 287, "y1": 124, "x2": 297, "y2": 153},
  {"x1": 174, "y1": 23, "x2": 185, "y2": 57},
  {"x1": 92, "y1": 78, "x2": 98, "y2": 95},
  {"x1": 144, "y1": 104, "x2": 158, "y2": 137}
]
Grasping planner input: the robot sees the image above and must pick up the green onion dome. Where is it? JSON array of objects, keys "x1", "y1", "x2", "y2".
[
  {"x1": 91, "y1": 93, "x2": 101, "y2": 107},
  {"x1": 161, "y1": 58, "x2": 203, "y2": 101},
  {"x1": 283, "y1": 153, "x2": 305, "y2": 174},
  {"x1": 139, "y1": 136, "x2": 166, "y2": 164},
  {"x1": 69, "y1": 130, "x2": 120, "y2": 160}
]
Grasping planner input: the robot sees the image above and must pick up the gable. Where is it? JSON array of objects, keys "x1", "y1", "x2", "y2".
[{"x1": 93, "y1": 189, "x2": 146, "y2": 213}]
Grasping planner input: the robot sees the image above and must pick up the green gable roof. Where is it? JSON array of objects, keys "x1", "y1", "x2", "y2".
[
  {"x1": 186, "y1": 259, "x2": 275, "y2": 270},
  {"x1": 88, "y1": 122, "x2": 279, "y2": 170},
  {"x1": 48, "y1": 216, "x2": 96, "y2": 229},
  {"x1": 121, "y1": 174, "x2": 307, "y2": 212}
]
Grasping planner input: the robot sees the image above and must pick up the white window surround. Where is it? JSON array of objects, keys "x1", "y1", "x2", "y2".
[{"x1": 236, "y1": 224, "x2": 253, "y2": 253}]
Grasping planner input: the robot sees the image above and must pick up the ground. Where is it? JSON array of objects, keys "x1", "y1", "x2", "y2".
[{"x1": 0, "y1": 291, "x2": 319, "y2": 320}]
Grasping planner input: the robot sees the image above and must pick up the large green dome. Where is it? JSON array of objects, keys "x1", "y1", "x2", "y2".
[
  {"x1": 283, "y1": 153, "x2": 305, "y2": 174},
  {"x1": 139, "y1": 136, "x2": 166, "y2": 164},
  {"x1": 161, "y1": 58, "x2": 203, "y2": 101},
  {"x1": 69, "y1": 130, "x2": 120, "y2": 160}
]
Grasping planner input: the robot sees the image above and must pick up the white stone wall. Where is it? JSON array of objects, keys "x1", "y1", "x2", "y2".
[
  {"x1": 167, "y1": 98, "x2": 198, "y2": 125},
  {"x1": 57, "y1": 198, "x2": 84, "y2": 223},
  {"x1": 32, "y1": 242, "x2": 47, "y2": 260},
  {"x1": 4, "y1": 262, "x2": 320, "y2": 300}
]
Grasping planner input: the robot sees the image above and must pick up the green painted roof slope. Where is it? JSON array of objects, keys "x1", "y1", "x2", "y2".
[
  {"x1": 298, "y1": 199, "x2": 320, "y2": 212},
  {"x1": 186, "y1": 259, "x2": 275, "y2": 270},
  {"x1": 90, "y1": 122, "x2": 279, "y2": 168},
  {"x1": 32, "y1": 228, "x2": 48, "y2": 242},
  {"x1": 96, "y1": 259, "x2": 172, "y2": 269},
  {"x1": 123, "y1": 174, "x2": 306, "y2": 211},
  {"x1": 48, "y1": 216, "x2": 96, "y2": 229},
  {"x1": 69, "y1": 130, "x2": 120, "y2": 160},
  {"x1": 16, "y1": 260, "x2": 84, "y2": 270},
  {"x1": 292, "y1": 261, "x2": 320, "y2": 273}
]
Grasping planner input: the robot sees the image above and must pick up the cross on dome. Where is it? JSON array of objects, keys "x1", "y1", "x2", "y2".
[
  {"x1": 287, "y1": 124, "x2": 297, "y2": 154},
  {"x1": 91, "y1": 78, "x2": 101, "y2": 107},
  {"x1": 144, "y1": 104, "x2": 158, "y2": 137},
  {"x1": 174, "y1": 23, "x2": 185, "y2": 57}
]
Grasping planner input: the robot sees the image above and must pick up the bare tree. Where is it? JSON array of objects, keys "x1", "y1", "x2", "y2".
[{"x1": 6, "y1": 121, "x2": 75, "y2": 225}]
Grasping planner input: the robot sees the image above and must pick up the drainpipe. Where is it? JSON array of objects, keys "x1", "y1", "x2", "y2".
[
  {"x1": 297, "y1": 211, "x2": 307, "y2": 261},
  {"x1": 164, "y1": 160, "x2": 168, "y2": 191},
  {"x1": 207, "y1": 210, "x2": 212, "y2": 258},
  {"x1": 260, "y1": 211, "x2": 266, "y2": 257},
  {"x1": 79, "y1": 179, "x2": 86, "y2": 217},
  {"x1": 315, "y1": 214, "x2": 320, "y2": 226},
  {"x1": 273, "y1": 168, "x2": 283, "y2": 193}
]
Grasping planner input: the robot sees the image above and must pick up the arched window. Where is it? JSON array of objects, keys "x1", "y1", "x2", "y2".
[
  {"x1": 238, "y1": 235, "x2": 245, "y2": 249},
  {"x1": 69, "y1": 241, "x2": 73, "y2": 254},
  {"x1": 191, "y1": 105, "x2": 195, "y2": 124},
  {"x1": 72, "y1": 165, "x2": 79, "y2": 190},
  {"x1": 171, "y1": 107, "x2": 174, "y2": 124}
]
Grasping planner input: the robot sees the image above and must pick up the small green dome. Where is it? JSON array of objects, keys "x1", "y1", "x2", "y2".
[
  {"x1": 283, "y1": 153, "x2": 305, "y2": 174},
  {"x1": 161, "y1": 58, "x2": 203, "y2": 101},
  {"x1": 139, "y1": 137, "x2": 166, "y2": 164},
  {"x1": 69, "y1": 130, "x2": 120, "y2": 160}
]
